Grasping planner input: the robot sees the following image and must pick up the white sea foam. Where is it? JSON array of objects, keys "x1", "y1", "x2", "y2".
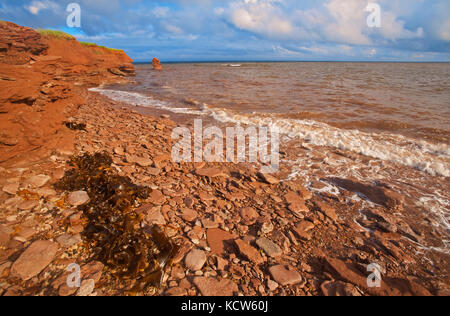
[
  {"x1": 89, "y1": 88, "x2": 206, "y2": 116},
  {"x1": 205, "y1": 106, "x2": 450, "y2": 177}
]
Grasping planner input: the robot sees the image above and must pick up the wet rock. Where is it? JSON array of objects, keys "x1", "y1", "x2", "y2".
[
  {"x1": 269, "y1": 265, "x2": 302, "y2": 286},
  {"x1": 67, "y1": 190, "x2": 90, "y2": 206},
  {"x1": 185, "y1": 249, "x2": 207, "y2": 271},
  {"x1": 240, "y1": 207, "x2": 259, "y2": 225},
  {"x1": 234, "y1": 239, "x2": 264, "y2": 264},
  {"x1": 256, "y1": 237, "x2": 282, "y2": 258},
  {"x1": 11, "y1": 240, "x2": 59, "y2": 280},
  {"x1": 328, "y1": 178, "x2": 404, "y2": 209},
  {"x1": 193, "y1": 277, "x2": 238, "y2": 296}
]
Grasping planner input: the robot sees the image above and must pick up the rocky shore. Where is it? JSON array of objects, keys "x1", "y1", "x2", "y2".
[{"x1": 0, "y1": 21, "x2": 448, "y2": 296}]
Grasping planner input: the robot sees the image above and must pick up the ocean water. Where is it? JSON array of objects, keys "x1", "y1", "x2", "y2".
[{"x1": 90, "y1": 62, "x2": 450, "y2": 250}]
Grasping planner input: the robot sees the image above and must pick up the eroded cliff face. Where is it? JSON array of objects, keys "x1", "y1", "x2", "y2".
[{"x1": 0, "y1": 21, "x2": 135, "y2": 167}]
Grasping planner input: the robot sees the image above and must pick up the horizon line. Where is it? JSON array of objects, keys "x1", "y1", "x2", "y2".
[{"x1": 134, "y1": 60, "x2": 450, "y2": 64}]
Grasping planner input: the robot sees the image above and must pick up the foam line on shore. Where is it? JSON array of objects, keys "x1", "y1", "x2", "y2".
[
  {"x1": 89, "y1": 87, "x2": 450, "y2": 177},
  {"x1": 89, "y1": 88, "x2": 206, "y2": 116},
  {"x1": 207, "y1": 106, "x2": 450, "y2": 177}
]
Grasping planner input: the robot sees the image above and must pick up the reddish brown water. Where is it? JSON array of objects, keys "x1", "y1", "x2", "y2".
[
  {"x1": 124, "y1": 62, "x2": 450, "y2": 143},
  {"x1": 91, "y1": 62, "x2": 450, "y2": 252}
]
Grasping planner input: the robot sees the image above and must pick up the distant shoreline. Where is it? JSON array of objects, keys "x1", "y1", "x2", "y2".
[{"x1": 134, "y1": 60, "x2": 450, "y2": 65}]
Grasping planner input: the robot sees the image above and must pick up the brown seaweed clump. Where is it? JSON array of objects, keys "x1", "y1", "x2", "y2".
[{"x1": 55, "y1": 152, "x2": 179, "y2": 292}]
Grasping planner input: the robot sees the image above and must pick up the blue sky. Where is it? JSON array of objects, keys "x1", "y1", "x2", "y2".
[{"x1": 1, "y1": 0, "x2": 449, "y2": 62}]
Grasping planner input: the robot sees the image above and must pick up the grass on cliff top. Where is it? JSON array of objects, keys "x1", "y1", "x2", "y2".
[
  {"x1": 37, "y1": 29, "x2": 75, "y2": 40},
  {"x1": 80, "y1": 41, "x2": 124, "y2": 53}
]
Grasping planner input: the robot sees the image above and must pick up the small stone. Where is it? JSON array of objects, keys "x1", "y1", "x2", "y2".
[
  {"x1": 260, "y1": 220, "x2": 274, "y2": 234},
  {"x1": 6, "y1": 215, "x2": 17, "y2": 222},
  {"x1": 185, "y1": 249, "x2": 207, "y2": 271},
  {"x1": 267, "y1": 279, "x2": 279, "y2": 291},
  {"x1": 0, "y1": 231, "x2": 10, "y2": 247},
  {"x1": 36, "y1": 187, "x2": 57, "y2": 197},
  {"x1": 147, "y1": 167, "x2": 161, "y2": 176},
  {"x1": 206, "y1": 228, "x2": 237, "y2": 256},
  {"x1": 165, "y1": 287, "x2": 186, "y2": 296},
  {"x1": 234, "y1": 239, "x2": 264, "y2": 264},
  {"x1": 321, "y1": 281, "x2": 362, "y2": 296},
  {"x1": 269, "y1": 265, "x2": 302, "y2": 286},
  {"x1": 81, "y1": 261, "x2": 104, "y2": 283},
  {"x1": 193, "y1": 277, "x2": 238, "y2": 296},
  {"x1": 170, "y1": 264, "x2": 186, "y2": 280},
  {"x1": 149, "y1": 190, "x2": 165, "y2": 205},
  {"x1": 18, "y1": 200, "x2": 39, "y2": 211},
  {"x1": 196, "y1": 168, "x2": 228, "y2": 178},
  {"x1": 316, "y1": 200, "x2": 338, "y2": 222},
  {"x1": 11, "y1": 240, "x2": 59, "y2": 280},
  {"x1": 3, "y1": 183, "x2": 19, "y2": 195},
  {"x1": 202, "y1": 218, "x2": 219, "y2": 229},
  {"x1": 258, "y1": 173, "x2": 279, "y2": 184},
  {"x1": 293, "y1": 221, "x2": 315, "y2": 241},
  {"x1": 240, "y1": 207, "x2": 259, "y2": 225},
  {"x1": 135, "y1": 157, "x2": 153, "y2": 167},
  {"x1": 24, "y1": 175, "x2": 51, "y2": 188},
  {"x1": 16, "y1": 226, "x2": 35, "y2": 240},
  {"x1": 145, "y1": 207, "x2": 166, "y2": 226},
  {"x1": 181, "y1": 208, "x2": 198, "y2": 222},
  {"x1": 114, "y1": 147, "x2": 124, "y2": 156},
  {"x1": 256, "y1": 237, "x2": 282, "y2": 257},
  {"x1": 216, "y1": 257, "x2": 229, "y2": 271},
  {"x1": 56, "y1": 234, "x2": 82, "y2": 248},
  {"x1": 67, "y1": 191, "x2": 90, "y2": 206},
  {"x1": 77, "y1": 279, "x2": 96, "y2": 296}
]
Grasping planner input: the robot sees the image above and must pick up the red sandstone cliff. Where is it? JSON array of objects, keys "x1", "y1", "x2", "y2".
[{"x1": 0, "y1": 21, "x2": 135, "y2": 167}]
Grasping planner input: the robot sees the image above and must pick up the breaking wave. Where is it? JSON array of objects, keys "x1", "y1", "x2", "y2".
[{"x1": 90, "y1": 87, "x2": 450, "y2": 177}]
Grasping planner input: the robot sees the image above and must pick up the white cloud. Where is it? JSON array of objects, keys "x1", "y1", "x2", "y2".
[
  {"x1": 225, "y1": 0, "x2": 425, "y2": 46},
  {"x1": 153, "y1": 7, "x2": 169, "y2": 18},
  {"x1": 229, "y1": 0, "x2": 294, "y2": 38},
  {"x1": 27, "y1": 0, "x2": 59, "y2": 15},
  {"x1": 166, "y1": 24, "x2": 183, "y2": 35}
]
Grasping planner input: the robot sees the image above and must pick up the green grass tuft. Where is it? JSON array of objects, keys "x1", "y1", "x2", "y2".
[
  {"x1": 37, "y1": 29, "x2": 75, "y2": 40},
  {"x1": 80, "y1": 41, "x2": 124, "y2": 53}
]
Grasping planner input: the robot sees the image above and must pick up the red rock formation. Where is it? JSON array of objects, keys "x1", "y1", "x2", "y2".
[
  {"x1": 152, "y1": 57, "x2": 163, "y2": 70},
  {"x1": 0, "y1": 21, "x2": 136, "y2": 167}
]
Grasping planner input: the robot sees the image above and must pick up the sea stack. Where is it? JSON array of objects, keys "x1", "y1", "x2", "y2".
[{"x1": 152, "y1": 57, "x2": 162, "y2": 70}]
